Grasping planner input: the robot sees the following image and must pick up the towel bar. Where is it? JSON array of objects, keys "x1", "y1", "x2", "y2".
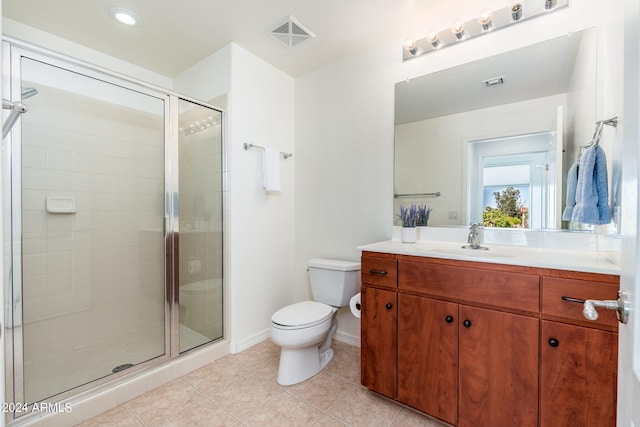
[{"x1": 243, "y1": 143, "x2": 292, "y2": 159}]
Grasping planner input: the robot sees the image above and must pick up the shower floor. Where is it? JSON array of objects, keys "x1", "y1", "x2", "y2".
[{"x1": 23, "y1": 324, "x2": 210, "y2": 404}]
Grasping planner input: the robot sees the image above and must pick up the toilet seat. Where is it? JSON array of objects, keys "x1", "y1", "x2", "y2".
[{"x1": 272, "y1": 301, "x2": 334, "y2": 330}]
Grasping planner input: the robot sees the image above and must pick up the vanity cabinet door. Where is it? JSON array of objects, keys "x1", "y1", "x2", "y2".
[
  {"x1": 361, "y1": 286, "x2": 397, "y2": 398},
  {"x1": 541, "y1": 320, "x2": 617, "y2": 427},
  {"x1": 458, "y1": 305, "x2": 539, "y2": 427},
  {"x1": 398, "y1": 294, "x2": 458, "y2": 425}
]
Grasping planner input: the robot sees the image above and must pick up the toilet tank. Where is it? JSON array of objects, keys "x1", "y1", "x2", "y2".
[{"x1": 308, "y1": 258, "x2": 361, "y2": 307}]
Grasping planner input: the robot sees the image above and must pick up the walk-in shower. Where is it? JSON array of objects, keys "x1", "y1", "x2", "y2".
[{"x1": 2, "y1": 40, "x2": 224, "y2": 422}]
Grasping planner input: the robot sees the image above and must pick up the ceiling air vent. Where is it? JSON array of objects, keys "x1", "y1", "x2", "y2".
[
  {"x1": 270, "y1": 16, "x2": 315, "y2": 48},
  {"x1": 483, "y1": 76, "x2": 505, "y2": 88}
]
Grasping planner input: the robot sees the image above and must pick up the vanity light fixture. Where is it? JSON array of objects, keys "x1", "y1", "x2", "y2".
[
  {"x1": 402, "y1": 0, "x2": 569, "y2": 61},
  {"x1": 110, "y1": 7, "x2": 142, "y2": 26},
  {"x1": 477, "y1": 9, "x2": 493, "y2": 31},
  {"x1": 451, "y1": 20, "x2": 466, "y2": 40}
]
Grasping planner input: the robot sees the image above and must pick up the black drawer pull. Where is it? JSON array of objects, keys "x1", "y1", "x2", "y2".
[
  {"x1": 463, "y1": 319, "x2": 472, "y2": 328},
  {"x1": 385, "y1": 303, "x2": 393, "y2": 310},
  {"x1": 548, "y1": 338, "x2": 559, "y2": 348},
  {"x1": 562, "y1": 295, "x2": 585, "y2": 304},
  {"x1": 445, "y1": 315, "x2": 454, "y2": 323},
  {"x1": 369, "y1": 269, "x2": 388, "y2": 275}
]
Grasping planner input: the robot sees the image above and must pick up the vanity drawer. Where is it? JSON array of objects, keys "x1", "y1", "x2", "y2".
[
  {"x1": 542, "y1": 277, "x2": 619, "y2": 330},
  {"x1": 362, "y1": 253, "x2": 397, "y2": 288},
  {"x1": 399, "y1": 259, "x2": 539, "y2": 314}
]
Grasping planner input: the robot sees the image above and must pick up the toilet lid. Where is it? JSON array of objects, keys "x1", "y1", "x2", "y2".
[{"x1": 272, "y1": 301, "x2": 334, "y2": 328}]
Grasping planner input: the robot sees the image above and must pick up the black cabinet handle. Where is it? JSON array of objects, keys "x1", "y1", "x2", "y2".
[
  {"x1": 385, "y1": 303, "x2": 393, "y2": 310},
  {"x1": 369, "y1": 269, "x2": 388, "y2": 275},
  {"x1": 562, "y1": 296, "x2": 585, "y2": 304},
  {"x1": 463, "y1": 319, "x2": 472, "y2": 328},
  {"x1": 548, "y1": 338, "x2": 559, "y2": 348},
  {"x1": 445, "y1": 315, "x2": 454, "y2": 323}
]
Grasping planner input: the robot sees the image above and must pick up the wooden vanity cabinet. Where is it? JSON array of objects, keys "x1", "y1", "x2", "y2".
[
  {"x1": 360, "y1": 253, "x2": 398, "y2": 398},
  {"x1": 540, "y1": 271, "x2": 619, "y2": 427},
  {"x1": 458, "y1": 305, "x2": 539, "y2": 427},
  {"x1": 397, "y1": 294, "x2": 458, "y2": 425},
  {"x1": 361, "y1": 286, "x2": 397, "y2": 399},
  {"x1": 360, "y1": 251, "x2": 619, "y2": 427}
]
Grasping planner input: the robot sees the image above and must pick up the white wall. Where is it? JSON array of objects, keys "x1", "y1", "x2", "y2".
[
  {"x1": 294, "y1": 0, "x2": 624, "y2": 344},
  {"x1": 226, "y1": 44, "x2": 295, "y2": 352}
]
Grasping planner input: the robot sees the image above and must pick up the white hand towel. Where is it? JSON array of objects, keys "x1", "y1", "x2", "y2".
[{"x1": 263, "y1": 147, "x2": 282, "y2": 192}]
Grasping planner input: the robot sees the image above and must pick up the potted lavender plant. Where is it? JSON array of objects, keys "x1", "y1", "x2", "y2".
[
  {"x1": 416, "y1": 204, "x2": 433, "y2": 240},
  {"x1": 397, "y1": 204, "x2": 417, "y2": 243}
]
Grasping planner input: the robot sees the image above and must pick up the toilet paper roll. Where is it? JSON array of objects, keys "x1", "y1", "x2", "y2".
[
  {"x1": 188, "y1": 259, "x2": 202, "y2": 274},
  {"x1": 350, "y1": 292, "x2": 361, "y2": 318}
]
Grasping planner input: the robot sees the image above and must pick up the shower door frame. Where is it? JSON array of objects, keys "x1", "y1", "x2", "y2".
[{"x1": 2, "y1": 39, "x2": 225, "y2": 421}]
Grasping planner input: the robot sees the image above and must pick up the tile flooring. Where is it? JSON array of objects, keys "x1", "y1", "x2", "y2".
[{"x1": 77, "y1": 340, "x2": 448, "y2": 427}]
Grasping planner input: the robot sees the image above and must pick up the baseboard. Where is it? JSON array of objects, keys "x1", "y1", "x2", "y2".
[
  {"x1": 334, "y1": 330, "x2": 360, "y2": 347},
  {"x1": 230, "y1": 328, "x2": 270, "y2": 354}
]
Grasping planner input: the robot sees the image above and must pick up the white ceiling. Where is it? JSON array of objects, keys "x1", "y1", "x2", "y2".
[{"x1": 2, "y1": 0, "x2": 509, "y2": 78}]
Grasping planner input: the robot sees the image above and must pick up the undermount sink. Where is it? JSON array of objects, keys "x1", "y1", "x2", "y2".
[{"x1": 428, "y1": 247, "x2": 515, "y2": 258}]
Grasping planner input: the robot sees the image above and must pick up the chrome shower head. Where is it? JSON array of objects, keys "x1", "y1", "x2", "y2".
[{"x1": 21, "y1": 87, "x2": 38, "y2": 100}]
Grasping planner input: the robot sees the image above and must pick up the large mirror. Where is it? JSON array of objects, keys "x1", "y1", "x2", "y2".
[{"x1": 394, "y1": 28, "x2": 606, "y2": 230}]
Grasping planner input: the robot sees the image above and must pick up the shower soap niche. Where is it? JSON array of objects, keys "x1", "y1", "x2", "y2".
[{"x1": 46, "y1": 197, "x2": 76, "y2": 214}]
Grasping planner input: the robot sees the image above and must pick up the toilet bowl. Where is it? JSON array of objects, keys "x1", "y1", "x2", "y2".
[{"x1": 270, "y1": 258, "x2": 360, "y2": 385}]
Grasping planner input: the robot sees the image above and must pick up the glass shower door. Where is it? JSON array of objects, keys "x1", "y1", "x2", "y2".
[
  {"x1": 15, "y1": 56, "x2": 167, "y2": 404},
  {"x1": 177, "y1": 99, "x2": 223, "y2": 353}
]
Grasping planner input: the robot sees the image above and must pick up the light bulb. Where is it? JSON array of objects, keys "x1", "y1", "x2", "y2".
[
  {"x1": 426, "y1": 30, "x2": 442, "y2": 48},
  {"x1": 451, "y1": 20, "x2": 465, "y2": 40},
  {"x1": 477, "y1": 9, "x2": 493, "y2": 31},
  {"x1": 403, "y1": 38, "x2": 418, "y2": 55},
  {"x1": 511, "y1": 3, "x2": 523, "y2": 21}
]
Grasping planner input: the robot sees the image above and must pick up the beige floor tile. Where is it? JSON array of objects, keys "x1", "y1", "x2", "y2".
[
  {"x1": 207, "y1": 372, "x2": 284, "y2": 419},
  {"x1": 153, "y1": 398, "x2": 241, "y2": 427},
  {"x1": 391, "y1": 408, "x2": 450, "y2": 427},
  {"x1": 312, "y1": 414, "x2": 349, "y2": 426},
  {"x1": 183, "y1": 356, "x2": 250, "y2": 395},
  {"x1": 242, "y1": 392, "x2": 322, "y2": 426},
  {"x1": 231, "y1": 340, "x2": 280, "y2": 368},
  {"x1": 75, "y1": 404, "x2": 141, "y2": 427},
  {"x1": 285, "y1": 370, "x2": 352, "y2": 410},
  {"x1": 325, "y1": 343, "x2": 361, "y2": 384},
  {"x1": 327, "y1": 384, "x2": 401, "y2": 427},
  {"x1": 126, "y1": 379, "x2": 205, "y2": 425}
]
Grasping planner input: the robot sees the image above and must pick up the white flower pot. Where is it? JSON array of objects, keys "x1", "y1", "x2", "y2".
[
  {"x1": 401, "y1": 227, "x2": 417, "y2": 243},
  {"x1": 417, "y1": 226, "x2": 429, "y2": 241}
]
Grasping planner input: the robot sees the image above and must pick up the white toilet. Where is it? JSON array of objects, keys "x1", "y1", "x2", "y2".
[{"x1": 270, "y1": 258, "x2": 361, "y2": 385}]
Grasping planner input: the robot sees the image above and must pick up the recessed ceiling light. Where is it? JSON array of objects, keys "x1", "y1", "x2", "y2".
[{"x1": 110, "y1": 7, "x2": 142, "y2": 26}]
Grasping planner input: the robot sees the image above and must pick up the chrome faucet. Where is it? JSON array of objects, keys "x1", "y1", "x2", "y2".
[{"x1": 463, "y1": 223, "x2": 487, "y2": 250}]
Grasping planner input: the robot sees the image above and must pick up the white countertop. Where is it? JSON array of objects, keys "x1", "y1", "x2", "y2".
[{"x1": 358, "y1": 240, "x2": 620, "y2": 276}]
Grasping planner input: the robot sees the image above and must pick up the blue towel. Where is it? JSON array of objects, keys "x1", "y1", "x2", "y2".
[
  {"x1": 571, "y1": 145, "x2": 611, "y2": 225},
  {"x1": 562, "y1": 161, "x2": 579, "y2": 221}
]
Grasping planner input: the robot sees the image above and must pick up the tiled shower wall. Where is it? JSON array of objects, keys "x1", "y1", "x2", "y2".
[
  {"x1": 178, "y1": 119, "x2": 223, "y2": 341},
  {"x1": 20, "y1": 82, "x2": 166, "y2": 373}
]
